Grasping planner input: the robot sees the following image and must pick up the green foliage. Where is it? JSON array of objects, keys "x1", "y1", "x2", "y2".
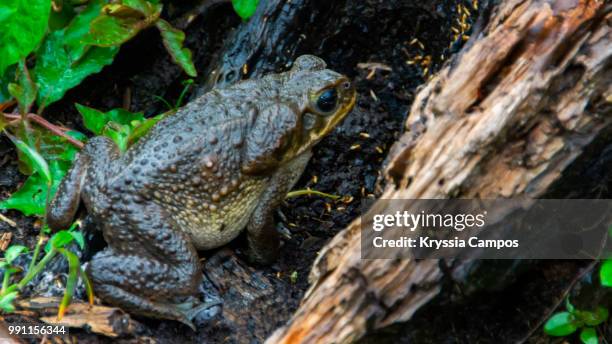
[
  {"x1": 0, "y1": 162, "x2": 64, "y2": 216},
  {"x1": 76, "y1": 104, "x2": 141, "y2": 135},
  {"x1": 3, "y1": 245, "x2": 28, "y2": 265},
  {"x1": 580, "y1": 327, "x2": 598, "y2": 344},
  {"x1": 0, "y1": 228, "x2": 92, "y2": 317},
  {"x1": 544, "y1": 312, "x2": 578, "y2": 337},
  {"x1": 156, "y1": 20, "x2": 197, "y2": 77},
  {"x1": 544, "y1": 298, "x2": 607, "y2": 343},
  {"x1": 33, "y1": 0, "x2": 120, "y2": 106},
  {"x1": 75, "y1": 103, "x2": 159, "y2": 151},
  {"x1": 56, "y1": 248, "x2": 80, "y2": 318},
  {"x1": 128, "y1": 113, "x2": 165, "y2": 145},
  {"x1": 600, "y1": 259, "x2": 612, "y2": 287},
  {"x1": 85, "y1": 0, "x2": 162, "y2": 46},
  {"x1": 0, "y1": 129, "x2": 84, "y2": 215},
  {"x1": 0, "y1": 0, "x2": 51, "y2": 75},
  {"x1": 34, "y1": 20, "x2": 119, "y2": 106},
  {"x1": 154, "y1": 78, "x2": 194, "y2": 111},
  {"x1": 8, "y1": 61, "x2": 37, "y2": 114},
  {"x1": 8, "y1": 134, "x2": 52, "y2": 184},
  {"x1": 0, "y1": 292, "x2": 18, "y2": 312},
  {"x1": 577, "y1": 307, "x2": 608, "y2": 327},
  {"x1": 45, "y1": 229, "x2": 85, "y2": 253},
  {"x1": 231, "y1": 0, "x2": 260, "y2": 20},
  {"x1": 0, "y1": 0, "x2": 197, "y2": 108},
  {"x1": 83, "y1": 0, "x2": 196, "y2": 77}
]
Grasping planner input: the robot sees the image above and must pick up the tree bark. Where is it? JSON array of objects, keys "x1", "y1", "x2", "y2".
[{"x1": 267, "y1": 0, "x2": 612, "y2": 342}]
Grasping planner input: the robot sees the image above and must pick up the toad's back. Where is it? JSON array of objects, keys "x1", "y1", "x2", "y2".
[{"x1": 116, "y1": 83, "x2": 276, "y2": 248}]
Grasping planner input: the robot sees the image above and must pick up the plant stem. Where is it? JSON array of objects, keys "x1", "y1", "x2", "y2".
[
  {"x1": 2, "y1": 113, "x2": 84, "y2": 149},
  {"x1": 176, "y1": 80, "x2": 194, "y2": 108},
  {"x1": 6, "y1": 248, "x2": 57, "y2": 294},
  {"x1": 1, "y1": 271, "x2": 11, "y2": 294},
  {"x1": 286, "y1": 189, "x2": 340, "y2": 200},
  {"x1": 27, "y1": 235, "x2": 45, "y2": 273}
]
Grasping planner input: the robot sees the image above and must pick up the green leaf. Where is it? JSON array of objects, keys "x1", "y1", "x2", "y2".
[
  {"x1": 127, "y1": 113, "x2": 164, "y2": 145},
  {"x1": 42, "y1": 130, "x2": 86, "y2": 163},
  {"x1": 107, "y1": 108, "x2": 145, "y2": 126},
  {"x1": 0, "y1": 160, "x2": 67, "y2": 216},
  {"x1": 56, "y1": 248, "x2": 79, "y2": 319},
  {"x1": 70, "y1": 231, "x2": 85, "y2": 250},
  {"x1": 0, "y1": 291, "x2": 18, "y2": 312},
  {"x1": 0, "y1": 173, "x2": 47, "y2": 215},
  {"x1": 8, "y1": 135, "x2": 51, "y2": 184},
  {"x1": 85, "y1": 0, "x2": 162, "y2": 47},
  {"x1": 122, "y1": 0, "x2": 161, "y2": 16},
  {"x1": 600, "y1": 259, "x2": 612, "y2": 287},
  {"x1": 87, "y1": 13, "x2": 145, "y2": 47},
  {"x1": 0, "y1": 0, "x2": 51, "y2": 74},
  {"x1": 231, "y1": 0, "x2": 259, "y2": 20},
  {"x1": 176, "y1": 79, "x2": 194, "y2": 108},
  {"x1": 33, "y1": 1, "x2": 119, "y2": 106},
  {"x1": 103, "y1": 123, "x2": 131, "y2": 152},
  {"x1": 76, "y1": 104, "x2": 152, "y2": 150},
  {"x1": 3, "y1": 245, "x2": 28, "y2": 264},
  {"x1": 62, "y1": 0, "x2": 106, "y2": 59},
  {"x1": 75, "y1": 104, "x2": 107, "y2": 135},
  {"x1": 45, "y1": 230, "x2": 78, "y2": 253},
  {"x1": 580, "y1": 327, "x2": 598, "y2": 344},
  {"x1": 156, "y1": 20, "x2": 197, "y2": 77},
  {"x1": 48, "y1": 0, "x2": 76, "y2": 31},
  {"x1": 7, "y1": 61, "x2": 37, "y2": 114},
  {"x1": 34, "y1": 30, "x2": 118, "y2": 106},
  {"x1": 544, "y1": 312, "x2": 579, "y2": 336},
  {"x1": 76, "y1": 104, "x2": 146, "y2": 135},
  {"x1": 12, "y1": 122, "x2": 83, "y2": 178},
  {"x1": 577, "y1": 307, "x2": 609, "y2": 327}
]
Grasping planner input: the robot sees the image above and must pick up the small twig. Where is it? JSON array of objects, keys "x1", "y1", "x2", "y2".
[
  {"x1": 2, "y1": 113, "x2": 83, "y2": 149},
  {"x1": 0, "y1": 213, "x2": 17, "y2": 228}
]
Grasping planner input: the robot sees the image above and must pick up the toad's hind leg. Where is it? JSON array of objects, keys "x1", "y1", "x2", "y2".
[{"x1": 88, "y1": 203, "x2": 204, "y2": 326}]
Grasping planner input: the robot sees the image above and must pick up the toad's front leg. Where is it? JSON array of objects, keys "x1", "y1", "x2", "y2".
[{"x1": 245, "y1": 151, "x2": 312, "y2": 265}]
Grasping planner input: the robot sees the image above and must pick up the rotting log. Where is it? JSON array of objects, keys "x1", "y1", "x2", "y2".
[{"x1": 267, "y1": 0, "x2": 612, "y2": 342}]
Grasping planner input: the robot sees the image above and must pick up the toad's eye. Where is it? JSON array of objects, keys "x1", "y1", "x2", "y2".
[{"x1": 316, "y1": 89, "x2": 338, "y2": 113}]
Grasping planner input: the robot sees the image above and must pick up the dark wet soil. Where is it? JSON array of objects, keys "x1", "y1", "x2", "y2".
[{"x1": 1, "y1": 0, "x2": 611, "y2": 343}]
